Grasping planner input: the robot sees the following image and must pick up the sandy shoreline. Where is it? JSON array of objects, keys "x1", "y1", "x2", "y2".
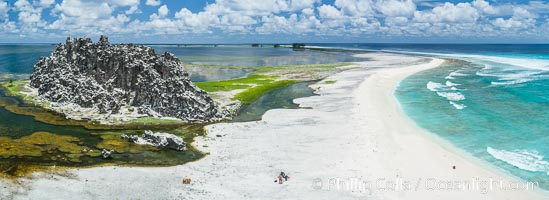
[{"x1": 2, "y1": 53, "x2": 546, "y2": 199}]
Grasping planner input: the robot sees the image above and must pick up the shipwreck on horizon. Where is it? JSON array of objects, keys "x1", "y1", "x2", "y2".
[{"x1": 29, "y1": 35, "x2": 232, "y2": 123}]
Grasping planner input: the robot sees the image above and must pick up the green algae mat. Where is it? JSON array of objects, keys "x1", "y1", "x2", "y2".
[{"x1": 0, "y1": 88, "x2": 205, "y2": 177}]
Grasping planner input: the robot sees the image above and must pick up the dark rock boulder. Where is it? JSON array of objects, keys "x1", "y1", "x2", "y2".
[
  {"x1": 101, "y1": 149, "x2": 114, "y2": 159},
  {"x1": 121, "y1": 131, "x2": 186, "y2": 151}
]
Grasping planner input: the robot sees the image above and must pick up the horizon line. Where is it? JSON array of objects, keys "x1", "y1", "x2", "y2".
[{"x1": 1, "y1": 42, "x2": 549, "y2": 45}]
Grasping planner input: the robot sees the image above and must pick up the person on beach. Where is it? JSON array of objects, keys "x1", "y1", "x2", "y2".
[{"x1": 276, "y1": 172, "x2": 289, "y2": 184}]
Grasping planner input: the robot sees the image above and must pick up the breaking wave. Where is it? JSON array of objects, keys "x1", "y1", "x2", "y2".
[
  {"x1": 436, "y1": 92, "x2": 466, "y2": 101},
  {"x1": 445, "y1": 81, "x2": 460, "y2": 87},
  {"x1": 427, "y1": 81, "x2": 445, "y2": 92},
  {"x1": 445, "y1": 70, "x2": 468, "y2": 80},
  {"x1": 487, "y1": 147, "x2": 549, "y2": 175},
  {"x1": 426, "y1": 81, "x2": 466, "y2": 109},
  {"x1": 491, "y1": 79, "x2": 534, "y2": 86},
  {"x1": 449, "y1": 101, "x2": 466, "y2": 109},
  {"x1": 476, "y1": 64, "x2": 544, "y2": 86}
]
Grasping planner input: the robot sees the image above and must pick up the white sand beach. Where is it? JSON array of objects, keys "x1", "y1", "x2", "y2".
[{"x1": 3, "y1": 53, "x2": 546, "y2": 199}]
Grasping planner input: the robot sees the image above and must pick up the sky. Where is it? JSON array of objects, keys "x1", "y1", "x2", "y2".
[{"x1": 0, "y1": 0, "x2": 549, "y2": 43}]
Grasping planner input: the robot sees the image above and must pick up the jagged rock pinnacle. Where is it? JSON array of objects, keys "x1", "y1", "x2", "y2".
[{"x1": 30, "y1": 36, "x2": 230, "y2": 122}]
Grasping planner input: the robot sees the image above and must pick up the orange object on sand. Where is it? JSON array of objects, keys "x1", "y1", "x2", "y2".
[{"x1": 182, "y1": 178, "x2": 191, "y2": 184}]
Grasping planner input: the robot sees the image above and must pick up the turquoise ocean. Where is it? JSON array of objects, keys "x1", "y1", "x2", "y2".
[{"x1": 315, "y1": 44, "x2": 549, "y2": 191}]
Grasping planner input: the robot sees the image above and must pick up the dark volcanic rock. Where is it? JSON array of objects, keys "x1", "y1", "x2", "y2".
[
  {"x1": 101, "y1": 149, "x2": 114, "y2": 159},
  {"x1": 30, "y1": 35, "x2": 229, "y2": 122},
  {"x1": 121, "y1": 131, "x2": 186, "y2": 151}
]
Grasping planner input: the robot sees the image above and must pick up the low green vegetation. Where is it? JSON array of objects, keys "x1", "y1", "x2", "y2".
[
  {"x1": 322, "y1": 80, "x2": 337, "y2": 84},
  {"x1": 195, "y1": 74, "x2": 294, "y2": 105},
  {"x1": 193, "y1": 63, "x2": 350, "y2": 105},
  {"x1": 2, "y1": 80, "x2": 29, "y2": 98},
  {"x1": 232, "y1": 80, "x2": 296, "y2": 105},
  {"x1": 194, "y1": 74, "x2": 275, "y2": 92},
  {"x1": 0, "y1": 80, "x2": 51, "y2": 108}
]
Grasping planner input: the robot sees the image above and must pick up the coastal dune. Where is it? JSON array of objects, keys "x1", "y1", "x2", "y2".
[{"x1": 4, "y1": 53, "x2": 546, "y2": 199}]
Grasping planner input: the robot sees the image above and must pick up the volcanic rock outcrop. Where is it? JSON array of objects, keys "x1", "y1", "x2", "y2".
[
  {"x1": 121, "y1": 131, "x2": 186, "y2": 151},
  {"x1": 30, "y1": 36, "x2": 229, "y2": 122}
]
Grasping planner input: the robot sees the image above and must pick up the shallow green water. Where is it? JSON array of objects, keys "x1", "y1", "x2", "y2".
[
  {"x1": 0, "y1": 79, "x2": 315, "y2": 174},
  {"x1": 233, "y1": 81, "x2": 315, "y2": 122},
  {"x1": 187, "y1": 67, "x2": 253, "y2": 82},
  {"x1": 0, "y1": 88, "x2": 204, "y2": 174},
  {"x1": 151, "y1": 46, "x2": 366, "y2": 66}
]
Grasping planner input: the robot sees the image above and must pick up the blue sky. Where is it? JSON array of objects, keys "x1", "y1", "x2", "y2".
[{"x1": 0, "y1": 0, "x2": 548, "y2": 43}]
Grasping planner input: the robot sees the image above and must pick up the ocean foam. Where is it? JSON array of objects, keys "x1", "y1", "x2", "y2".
[
  {"x1": 381, "y1": 49, "x2": 549, "y2": 71},
  {"x1": 476, "y1": 63, "x2": 542, "y2": 86},
  {"x1": 427, "y1": 81, "x2": 445, "y2": 91},
  {"x1": 467, "y1": 55, "x2": 549, "y2": 71},
  {"x1": 445, "y1": 70, "x2": 468, "y2": 80},
  {"x1": 449, "y1": 101, "x2": 466, "y2": 109},
  {"x1": 449, "y1": 70, "x2": 468, "y2": 77},
  {"x1": 445, "y1": 81, "x2": 460, "y2": 87},
  {"x1": 488, "y1": 71, "x2": 540, "y2": 86},
  {"x1": 498, "y1": 71, "x2": 541, "y2": 80},
  {"x1": 487, "y1": 147, "x2": 549, "y2": 174},
  {"x1": 427, "y1": 81, "x2": 462, "y2": 91},
  {"x1": 436, "y1": 92, "x2": 465, "y2": 101},
  {"x1": 491, "y1": 79, "x2": 533, "y2": 86},
  {"x1": 427, "y1": 81, "x2": 466, "y2": 108}
]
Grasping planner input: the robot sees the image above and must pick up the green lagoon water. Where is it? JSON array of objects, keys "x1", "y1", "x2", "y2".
[
  {"x1": 0, "y1": 87, "x2": 204, "y2": 170},
  {"x1": 233, "y1": 81, "x2": 315, "y2": 122},
  {"x1": 0, "y1": 44, "x2": 336, "y2": 172},
  {"x1": 153, "y1": 45, "x2": 367, "y2": 82},
  {"x1": 151, "y1": 45, "x2": 365, "y2": 66}
]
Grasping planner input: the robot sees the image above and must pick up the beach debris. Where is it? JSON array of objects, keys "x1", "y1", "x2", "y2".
[
  {"x1": 101, "y1": 149, "x2": 114, "y2": 159},
  {"x1": 121, "y1": 131, "x2": 186, "y2": 151},
  {"x1": 452, "y1": 166, "x2": 456, "y2": 170},
  {"x1": 182, "y1": 177, "x2": 192, "y2": 184}
]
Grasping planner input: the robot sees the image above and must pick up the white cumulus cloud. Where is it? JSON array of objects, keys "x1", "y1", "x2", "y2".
[
  {"x1": 318, "y1": 4, "x2": 342, "y2": 19},
  {"x1": 376, "y1": 0, "x2": 416, "y2": 17},
  {"x1": 1, "y1": 0, "x2": 549, "y2": 42},
  {"x1": 0, "y1": 1, "x2": 9, "y2": 19},
  {"x1": 414, "y1": 2, "x2": 479, "y2": 23},
  {"x1": 146, "y1": 0, "x2": 161, "y2": 7},
  {"x1": 158, "y1": 4, "x2": 168, "y2": 17},
  {"x1": 334, "y1": 0, "x2": 375, "y2": 17}
]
